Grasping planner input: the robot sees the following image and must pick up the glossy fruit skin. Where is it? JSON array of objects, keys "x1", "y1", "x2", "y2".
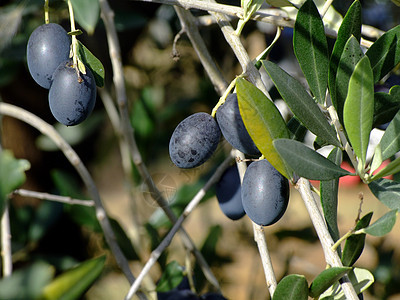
[
  {"x1": 157, "y1": 289, "x2": 199, "y2": 300},
  {"x1": 49, "y1": 60, "x2": 96, "y2": 126},
  {"x1": 27, "y1": 23, "x2": 71, "y2": 89},
  {"x1": 216, "y1": 93, "x2": 260, "y2": 156},
  {"x1": 241, "y1": 159, "x2": 289, "y2": 226},
  {"x1": 169, "y1": 112, "x2": 221, "y2": 168},
  {"x1": 216, "y1": 165, "x2": 245, "y2": 220}
]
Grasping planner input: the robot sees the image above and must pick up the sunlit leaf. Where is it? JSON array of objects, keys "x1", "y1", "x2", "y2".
[
  {"x1": 293, "y1": 0, "x2": 329, "y2": 104},
  {"x1": 342, "y1": 212, "x2": 373, "y2": 266},
  {"x1": 273, "y1": 139, "x2": 352, "y2": 180},
  {"x1": 156, "y1": 261, "x2": 185, "y2": 292},
  {"x1": 343, "y1": 56, "x2": 374, "y2": 166},
  {"x1": 272, "y1": 274, "x2": 308, "y2": 300},
  {"x1": 328, "y1": 0, "x2": 362, "y2": 107},
  {"x1": 263, "y1": 61, "x2": 340, "y2": 147},
  {"x1": 236, "y1": 77, "x2": 291, "y2": 179},
  {"x1": 366, "y1": 25, "x2": 400, "y2": 83},
  {"x1": 334, "y1": 36, "x2": 364, "y2": 125},
  {"x1": 369, "y1": 178, "x2": 400, "y2": 210},
  {"x1": 309, "y1": 267, "x2": 352, "y2": 298},
  {"x1": 39, "y1": 256, "x2": 106, "y2": 300},
  {"x1": 371, "y1": 156, "x2": 400, "y2": 181},
  {"x1": 360, "y1": 210, "x2": 397, "y2": 236},
  {"x1": 375, "y1": 104, "x2": 400, "y2": 161},
  {"x1": 70, "y1": 0, "x2": 100, "y2": 35},
  {"x1": 77, "y1": 40, "x2": 104, "y2": 87},
  {"x1": 320, "y1": 147, "x2": 342, "y2": 244},
  {"x1": 265, "y1": 0, "x2": 293, "y2": 6},
  {"x1": 0, "y1": 150, "x2": 30, "y2": 216}
]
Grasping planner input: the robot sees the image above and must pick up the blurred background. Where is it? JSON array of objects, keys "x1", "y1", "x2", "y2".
[{"x1": 1, "y1": 0, "x2": 400, "y2": 299}]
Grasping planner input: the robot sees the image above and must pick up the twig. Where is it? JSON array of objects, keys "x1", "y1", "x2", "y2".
[
  {"x1": 320, "y1": 0, "x2": 334, "y2": 19},
  {"x1": 0, "y1": 103, "x2": 145, "y2": 299},
  {"x1": 296, "y1": 178, "x2": 358, "y2": 300},
  {"x1": 1, "y1": 205, "x2": 12, "y2": 277},
  {"x1": 234, "y1": 150, "x2": 277, "y2": 297},
  {"x1": 12, "y1": 189, "x2": 95, "y2": 207},
  {"x1": 99, "y1": 0, "x2": 221, "y2": 290},
  {"x1": 124, "y1": 156, "x2": 233, "y2": 299}
]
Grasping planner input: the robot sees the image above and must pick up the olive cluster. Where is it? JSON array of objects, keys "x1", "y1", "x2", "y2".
[
  {"x1": 26, "y1": 23, "x2": 96, "y2": 126},
  {"x1": 169, "y1": 93, "x2": 290, "y2": 226}
]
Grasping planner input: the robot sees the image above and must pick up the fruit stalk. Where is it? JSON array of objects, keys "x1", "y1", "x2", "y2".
[
  {"x1": 44, "y1": 0, "x2": 49, "y2": 24},
  {"x1": 67, "y1": 0, "x2": 79, "y2": 72},
  {"x1": 297, "y1": 177, "x2": 358, "y2": 300}
]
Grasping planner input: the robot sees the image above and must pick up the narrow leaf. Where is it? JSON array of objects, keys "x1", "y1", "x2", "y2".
[
  {"x1": 369, "y1": 178, "x2": 400, "y2": 210},
  {"x1": 272, "y1": 274, "x2": 308, "y2": 300},
  {"x1": 236, "y1": 77, "x2": 291, "y2": 178},
  {"x1": 263, "y1": 61, "x2": 340, "y2": 147},
  {"x1": 366, "y1": 25, "x2": 400, "y2": 83},
  {"x1": 265, "y1": 0, "x2": 293, "y2": 7},
  {"x1": 309, "y1": 267, "x2": 352, "y2": 298},
  {"x1": 70, "y1": 0, "x2": 100, "y2": 35},
  {"x1": 328, "y1": 0, "x2": 362, "y2": 106},
  {"x1": 342, "y1": 212, "x2": 373, "y2": 266},
  {"x1": 334, "y1": 36, "x2": 364, "y2": 125},
  {"x1": 360, "y1": 209, "x2": 397, "y2": 236},
  {"x1": 287, "y1": 116, "x2": 308, "y2": 142},
  {"x1": 373, "y1": 85, "x2": 400, "y2": 128},
  {"x1": 320, "y1": 147, "x2": 342, "y2": 244},
  {"x1": 376, "y1": 102, "x2": 400, "y2": 161},
  {"x1": 343, "y1": 56, "x2": 374, "y2": 166},
  {"x1": 77, "y1": 40, "x2": 105, "y2": 87},
  {"x1": 156, "y1": 261, "x2": 185, "y2": 292},
  {"x1": 371, "y1": 156, "x2": 400, "y2": 181},
  {"x1": 293, "y1": 0, "x2": 329, "y2": 104},
  {"x1": 273, "y1": 139, "x2": 352, "y2": 180},
  {"x1": 0, "y1": 150, "x2": 30, "y2": 216},
  {"x1": 40, "y1": 256, "x2": 106, "y2": 300}
]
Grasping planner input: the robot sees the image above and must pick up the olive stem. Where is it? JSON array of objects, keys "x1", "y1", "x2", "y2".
[
  {"x1": 124, "y1": 156, "x2": 233, "y2": 300},
  {"x1": 320, "y1": 0, "x2": 335, "y2": 19},
  {"x1": 1, "y1": 205, "x2": 12, "y2": 277},
  {"x1": 0, "y1": 102, "x2": 147, "y2": 300},
  {"x1": 44, "y1": 0, "x2": 49, "y2": 24},
  {"x1": 297, "y1": 177, "x2": 359, "y2": 300},
  {"x1": 211, "y1": 78, "x2": 238, "y2": 117},
  {"x1": 99, "y1": 0, "x2": 221, "y2": 291},
  {"x1": 67, "y1": 0, "x2": 79, "y2": 73},
  {"x1": 12, "y1": 189, "x2": 95, "y2": 207},
  {"x1": 235, "y1": 150, "x2": 277, "y2": 297}
]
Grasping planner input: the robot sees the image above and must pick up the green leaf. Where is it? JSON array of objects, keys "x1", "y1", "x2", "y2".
[
  {"x1": 287, "y1": 116, "x2": 308, "y2": 142},
  {"x1": 273, "y1": 139, "x2": 352, "y2": 180},
  {"x1": 342, "y1": 212, "x2": 373, "y2": 266},
  {"x1": 0, "y1": 150, "x2": 30, "y2": 216},
  {"x1": 320, "y1": 267, "x2": 374, "y2": 299},
  {"x1": 293, "y1": 0, "x2": 329, "y2": 104},
  {"x1": 236, "y1": 77, "x2": 291, "y2": 178},
  {"x1": 373, "y1": 85, "x2": 400, "y2": 128},
  {"x1": 328, "y1": 0, "x2": 362, "y2": 108},
  {"x1": 360, "y1": 209, "x2": 397, "y2": 236},
  {"x1": 265, "y1": 0, "x2": 293, "y2": 7},
  {"x1": 70, "y1": 0, "x2": 100, "y2": 35},
  {"x1": 334, "y1": 36, "x2": 364, "y2": 125},
  {"x1": 156, "y1": 261, "x2": 185, "y2": 292},
  {"x1": 77, "y1": 40, "x2": 105, "y2": 87},
  {"x1": 272, "y1": 274, "x2": 308, "y2": 300},
  {"x1": 343, "y1": 56, "x2": 374, "y2": 166},
  {"x1": 109, "y1": 218, "x2": 139, "y2": 261},
  {"x1": 263, "y1": 61, "x2": 340, "y2": 147},
  {"x1": 320, "y1": 147, "x2": 342, "y2": 244},
  {"x1": 366, "y1": 25, "x2": 400, "y2": 83},
  {"x1": 309, "y1": 267, "x2": 352, "y2": 298},
  {"x1": 369, "y1": 178, "x2": 400, "y2": 210},
  {"x1": 371, "y1": 156, "x2": 400, "y2": 181},
  {"x1": 39, "y1": 256, "x2": 106, "y2": 300},
  {"x1": 375, "y1": 101, "x2": 400, "y2": 161},
  {"x1": 0, "y1": 262, "x2": 54, "y2": 300}
]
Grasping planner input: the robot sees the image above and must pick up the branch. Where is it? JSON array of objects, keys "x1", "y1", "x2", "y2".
[
  {"x1": 0, "y1": 103, "x2": 144, "y2": 299},
  {"x1": 99, "y1": 0, "x2": 221, "y2": 290},
  {"x1": 12, "y1": 189, "x2": 95, "y2": 207},
  {"x1": 124, "y1": 156, "x2": 233, "y2": 299},
  {"x1": 1, "y1": 205, "x2": 12, "y2": 277},
  {"x1": 296, "y1": 178, "x2": 358, "y2": 300}
]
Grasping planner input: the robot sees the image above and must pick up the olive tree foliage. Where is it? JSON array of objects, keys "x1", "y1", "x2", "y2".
[{"x1": 0, "y1": 0, "x2": 400, "y2": 299}]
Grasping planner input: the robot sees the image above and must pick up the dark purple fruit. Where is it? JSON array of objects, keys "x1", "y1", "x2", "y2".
[
  {"x1": 169, "y1": 112, "x2": 221, "y2": 168},
  {"x1": 26, "y1": 23, "x2": 71, "y2": 89},
  {"x1": 241, "y1": 159, "x2": 289, "y2": 226},
  {"x1": 216, "y1": 165, "x2": 245, "y2": 220},
  {"x1": 215, "y1": 93, "x2": 260, "y2": 156},
  {"x1": 49, "y1": 60, "x2": 96, "y2": 126},
  {"x1": 157, "y1": 289, "x2": 199, "y2": 300}
]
